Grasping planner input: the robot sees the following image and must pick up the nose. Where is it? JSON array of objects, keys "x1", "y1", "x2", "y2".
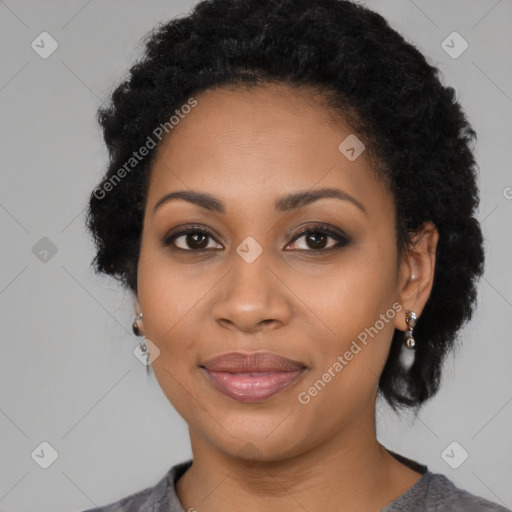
[{"x1": 211, "y1": 248, "x2": 292, "y2": 334}]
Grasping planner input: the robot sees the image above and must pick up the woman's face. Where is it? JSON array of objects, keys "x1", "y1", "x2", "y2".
[{"x1": 137, "y1": 83, "x2": 410, "y2": 461}]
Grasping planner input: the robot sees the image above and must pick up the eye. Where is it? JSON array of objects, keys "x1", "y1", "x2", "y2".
[
  {"x1": 286, "y1": 224, "x2": 350, "y2": 252},
  {"x1": 161, "y1": 223, "x2": 350, "y2": 253},
  {"x1": 162, "y1": 226, "x2": 223, "y2": 251}
]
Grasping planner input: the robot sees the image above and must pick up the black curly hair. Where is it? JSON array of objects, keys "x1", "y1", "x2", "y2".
[{"x1": 86, "y1": 0, "x2": 485, "y2": 410}]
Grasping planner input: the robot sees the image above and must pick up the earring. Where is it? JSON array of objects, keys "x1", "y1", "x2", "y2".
[
  {"x1": 404, "y1": 310, "x2": 417, "y2": 349},
  {"x1": 399, "y1": 309, "x2": 417, "y2": 371},
  {"x1": 140, "y1": 338, "x2": 150, "y2": 372},
  {"x1": 132, "y1": 313, "x2": 143, "y2": 336},
  {"x1": 132, "y1": 313, "x2": 151, "y2": 375}
]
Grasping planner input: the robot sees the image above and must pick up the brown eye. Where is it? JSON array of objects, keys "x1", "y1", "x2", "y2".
[
  {"x1": 287, "y1": 224, "x2": 350, "y2": 252},
  {"x1": 181, "y1": 232, "x2": 210, "y2": 250},
  {"x1": 161, "y1": 223, "x2": 350, "y2": 254},
  {"x1": 162, "y1": 227, "x2": 222, "y2": 251},
  {"x1": 304, "y1": 231, "x2": 329, "y2": 249}
]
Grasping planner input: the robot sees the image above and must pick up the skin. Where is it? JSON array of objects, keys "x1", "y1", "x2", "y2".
[{"x1": 135, "y1": 83, "x2": 439, "y2": 512}]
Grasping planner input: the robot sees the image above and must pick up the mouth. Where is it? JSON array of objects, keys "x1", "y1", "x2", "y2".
[{"x1": 200, "y1": 351, "x2": 308, "y2": 403}]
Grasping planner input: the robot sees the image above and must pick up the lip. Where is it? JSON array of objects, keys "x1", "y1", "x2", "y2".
[
  {"x1": 200, "y1": 351, "x2": 307, "y2": 403},
  {"x1": 202, "y1": 351, "x2": 306, "y2": 372}
]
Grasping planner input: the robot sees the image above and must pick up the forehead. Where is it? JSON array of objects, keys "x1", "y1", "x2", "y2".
[{"x1": 146, "y1": 83, "x2": 391, "y2": 216}]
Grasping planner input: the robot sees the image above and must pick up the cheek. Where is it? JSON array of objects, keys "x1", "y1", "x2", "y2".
[
  {"x1": 294, "y1": 239, "x2": 398, "y2": 341},
  {"x1": 292, "y1": 242, "x2": 399, "y2": 400},
  {"x1": 137, "y1": 245, "x2": 206, "y2": 420},
  {"x1": 138, "y1": 225, "x2": 197, "y2": 317},
  {"x1": 137, "y1": 235, "x2": 184, "y2": 353}
]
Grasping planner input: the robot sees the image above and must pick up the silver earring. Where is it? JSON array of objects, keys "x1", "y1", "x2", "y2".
[
  {"x1": 132, "y1": 313, "x2": 151, "y2": 375},
  {"x1": 132, "y1": 313, "x2": 143, "y2": 336},
  {"x1": 399, "y1": 310, "x2": 417, "y2": 370},
  {"x1": 139, "y1": 338, "x2": 151, "y2": 375},
  {"x1": 405, "y1": 310, "x2": 417, "y2": 349}
]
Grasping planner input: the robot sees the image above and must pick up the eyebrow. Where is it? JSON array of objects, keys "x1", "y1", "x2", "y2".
[{"x1": 152, "y1": 187, "x2": 366, "y2": 215}]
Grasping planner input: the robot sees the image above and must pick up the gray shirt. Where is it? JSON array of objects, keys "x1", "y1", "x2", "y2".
[{"x1": 82, "y1": 453, "x2": 510, "y2": 511}]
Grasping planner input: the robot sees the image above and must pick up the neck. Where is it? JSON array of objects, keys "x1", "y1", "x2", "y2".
[{"x1": 175, "y1": 403, "x2": 423, "y2": 512}]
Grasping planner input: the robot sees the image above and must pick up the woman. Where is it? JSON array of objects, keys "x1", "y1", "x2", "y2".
[{"x1": 84, "y1": 0, "x2": 508, "y2": 510}]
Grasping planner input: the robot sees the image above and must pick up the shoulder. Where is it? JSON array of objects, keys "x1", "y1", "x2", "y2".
[
  {"x1": 383, "y1": 450, "x2": 509, "y2": 512},
  {"x1": 81, "y1": 487, "x2": 152, "y2": 512},
  {"x1": 80, "y1": 459, "x2": 193, "y2": 512},
  {"x1": 424, "y1": 472, "x2": 510, "y2": 512}
]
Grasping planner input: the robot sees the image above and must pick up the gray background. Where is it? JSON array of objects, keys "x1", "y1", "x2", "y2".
[{"x1": 1, "y1": 0, "x2": 511, "y2": 510}]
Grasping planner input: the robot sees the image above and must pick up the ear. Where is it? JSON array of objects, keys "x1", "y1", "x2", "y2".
[{"x1": 394, "y1": 221, "x2": 439, "y2": 331}]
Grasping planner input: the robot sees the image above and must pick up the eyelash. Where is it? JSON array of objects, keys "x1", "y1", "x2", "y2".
[{"x1": 161, "y1": 223, "x2": 350, "y2": 254}]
